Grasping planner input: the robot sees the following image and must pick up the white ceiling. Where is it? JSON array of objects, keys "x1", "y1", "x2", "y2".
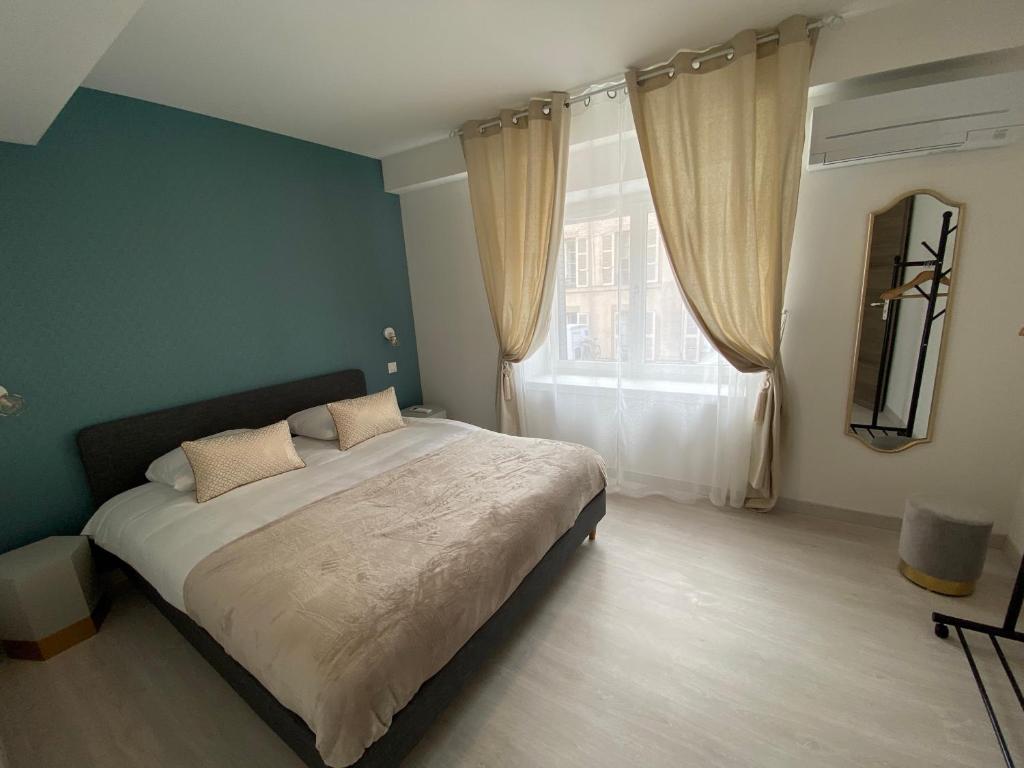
[
  {"x1": 0, "y1": 0, "x2": 144, "y2": 144},
  {"x1": 80, "y1": 0, "x2": 850, "y2": 159}
]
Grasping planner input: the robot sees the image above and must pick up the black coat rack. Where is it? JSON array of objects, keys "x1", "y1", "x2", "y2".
[
  {"x1": 850, "y1": 210, "x2": 955, "y2": 441},
  {"x1": 933, "y1": 554, "x2": 1024, "y2": 767}
]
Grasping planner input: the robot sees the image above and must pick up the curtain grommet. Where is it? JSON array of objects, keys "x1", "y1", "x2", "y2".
[
  {"x1": 607, "y1": 89, "x2": 617, "y2": 99},
  {"x1": 690, "y1": 60, "x2": 702, "y2": 70}
]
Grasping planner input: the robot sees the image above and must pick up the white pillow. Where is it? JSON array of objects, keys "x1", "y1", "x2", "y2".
[
  {"x1": 145, "y1": 429, "x2": 246, "y2": 491},
  {"x1": 287, "y1": 404, "x2": 338, "y2": 441}
]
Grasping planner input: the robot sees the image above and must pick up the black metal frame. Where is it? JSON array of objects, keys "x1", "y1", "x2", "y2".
[
  {"x1": 850, "y1": 209, "x2": 956, "y2": 442},
  {"x1": 932, "y1": 551, "x2": 1024, "y2": 767}
]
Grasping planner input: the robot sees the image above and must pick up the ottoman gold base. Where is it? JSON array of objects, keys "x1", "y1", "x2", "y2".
[
  {"x1": 1, "y1": 596, "x2": 108, "y2": 661},
  {"x1": 898, "y1": 559, "x2": 975, "y2": 597}
]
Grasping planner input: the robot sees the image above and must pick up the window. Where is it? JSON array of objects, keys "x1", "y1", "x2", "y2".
[
  {"x1": 564, "y1": 236, "x2": 589, "y2": 288},
  {"x1": 552, "y1": 210, "x2": 713, "y2": 368},
  {"x1": 681, "y1": 311, "x2": 701, "y2": 362},
  {"x1": 644, "y1": 311, "x2": 657, "y2": 361},
  {"x1": 576, "y1": 238, "x2": 589, "y2": 286},
  {"x1": 645, "y1": 224, "x2": 660, "y2": 283},
  {"x1": 566, "y1": 311, "x2": 591, "y2": 361},
  {"x1": 618, "y1": 230, "x2": 631, "y2": 285},
  {"x1": 564, "y1": 239, "x2": 576, "y2": 288},
  {"x1": 612, "y1": 310, "x2": 629, "y2": 362},
  {"x1": 598, "y1": 234, "x2": 615, "y2": 285}
]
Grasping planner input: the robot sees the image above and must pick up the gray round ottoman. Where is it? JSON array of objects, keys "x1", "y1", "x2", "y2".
[{"x1": 898, "y1": 495, "x2": 993, "y2": 596}]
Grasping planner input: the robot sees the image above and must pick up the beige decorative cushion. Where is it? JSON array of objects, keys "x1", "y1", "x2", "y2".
[
  {"x1": 181, "y1": 421, "x2": 306, "y2": 503},
  {"x1": 327, "y1": 387, "x2": 404, "y2": 450}
]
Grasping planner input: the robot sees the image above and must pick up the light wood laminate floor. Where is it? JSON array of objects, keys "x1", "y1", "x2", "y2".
[{"x1": 2, "y1": 494, "x2": 1022, "y2": 768}]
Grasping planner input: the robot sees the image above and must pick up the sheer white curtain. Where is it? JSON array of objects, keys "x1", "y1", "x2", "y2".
[{"x1": 516, "y1": 93, "x2": 762, "y2": 507}]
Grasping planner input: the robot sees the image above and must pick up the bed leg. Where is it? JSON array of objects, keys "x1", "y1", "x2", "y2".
[{"x1": 588, "y1": 529, "x2": 597, "y2": 541}]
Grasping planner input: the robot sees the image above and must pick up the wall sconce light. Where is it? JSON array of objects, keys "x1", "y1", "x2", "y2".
[
  {"x1": 382, "y1": 327, "x2": 400, "y2": 347},
  {"x1": 0, "y1": 385, "x2": 26, "y2": 417}
]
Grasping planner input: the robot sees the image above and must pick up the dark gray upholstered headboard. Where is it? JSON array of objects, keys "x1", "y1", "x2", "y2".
[{"x1": 76, "y1": 369, "x2": 367, "y2": 508}]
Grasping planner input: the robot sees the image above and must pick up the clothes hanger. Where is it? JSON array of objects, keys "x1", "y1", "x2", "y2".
[{"x1": 880, "y1": 269, "x2": 950, "y2": 301}]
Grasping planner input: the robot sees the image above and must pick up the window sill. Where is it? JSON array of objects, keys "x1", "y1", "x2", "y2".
[{"x1": 524, "y1": 372, "x2": 724, "y2": 398}]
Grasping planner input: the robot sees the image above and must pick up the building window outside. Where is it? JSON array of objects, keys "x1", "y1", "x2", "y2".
[{"x1": 598, "y1": 233, "x2": 615, "y2": 286}]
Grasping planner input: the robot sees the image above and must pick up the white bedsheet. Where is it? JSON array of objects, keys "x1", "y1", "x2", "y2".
[{"x1": 83, "y1": 418, "x2": 477, "y2": 611}]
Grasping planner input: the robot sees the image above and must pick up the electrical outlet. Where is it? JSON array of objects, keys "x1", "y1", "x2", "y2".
[{"x1": 387, "y1": 361, "x2": 398, "y2": 374}]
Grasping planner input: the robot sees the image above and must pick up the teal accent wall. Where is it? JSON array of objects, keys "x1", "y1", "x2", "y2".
[{"x1": 0, "y1": 88, "x2": 421, "y2": 553}]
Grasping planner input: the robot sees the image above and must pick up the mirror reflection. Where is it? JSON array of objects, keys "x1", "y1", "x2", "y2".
[{"x1": 847, "y1": 191, "x2": 962, "y2": 452}]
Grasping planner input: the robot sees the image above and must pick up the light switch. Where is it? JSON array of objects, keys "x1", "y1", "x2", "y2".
[{"x1": 387, "y1": 362, "x2": 398, "y2": 374}]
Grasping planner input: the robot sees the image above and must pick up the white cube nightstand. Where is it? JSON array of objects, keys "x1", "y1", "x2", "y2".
[
  {"x1": 402, "y1": 405, "x2": 447, "y2": 420},
  {"x1": 0, "y1": 536, "x2": 104, "y2": 660}
]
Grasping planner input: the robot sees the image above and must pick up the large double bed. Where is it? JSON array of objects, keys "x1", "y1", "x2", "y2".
[{"x1": 77, "y1": 369, "x2": 606, "y2": 768}]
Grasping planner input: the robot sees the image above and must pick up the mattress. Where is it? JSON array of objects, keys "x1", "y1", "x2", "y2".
[{"x1": 82, "y1": 417, "x2": 478, "y2": 611}]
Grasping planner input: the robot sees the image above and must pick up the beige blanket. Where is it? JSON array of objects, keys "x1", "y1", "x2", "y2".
[{"x1": 183, "y1": 430, "x2": 606, "y2": 768}]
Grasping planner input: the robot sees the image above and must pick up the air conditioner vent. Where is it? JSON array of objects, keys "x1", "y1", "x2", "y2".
[{"x1": 809, "y1": 71, "x2": 1024, "y2": 169}]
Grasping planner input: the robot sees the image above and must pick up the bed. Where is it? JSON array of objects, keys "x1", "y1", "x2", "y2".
[{"x1": 77, "y1": 369, "x2": 606, "y2": 768}]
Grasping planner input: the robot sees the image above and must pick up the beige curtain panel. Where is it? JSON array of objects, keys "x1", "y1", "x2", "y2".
[
  {"x1": 627, "y1": 16, "x2": 815, "y2": 508},
  {"x1": 460, "y1": 96, "x2": 570, "y2": 435}
]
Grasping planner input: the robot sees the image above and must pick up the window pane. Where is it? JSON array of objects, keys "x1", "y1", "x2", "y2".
[
  {"x1": 554, "y1": 216, "x2": 631, "y2": 362},
  {"x1": 541, "y1": 98, "x2": 722, "y2": 374}
]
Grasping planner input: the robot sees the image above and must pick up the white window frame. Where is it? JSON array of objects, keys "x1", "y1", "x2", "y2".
[
  {"x1": 618, "y1": 230, "x2": 630, "y2": 286},
  {"x1": 612, "y1": 310, "x2": 628, "y2": 362},
  {"x1": 644, "y1": 310, "x2": 657, "y2": 362}
]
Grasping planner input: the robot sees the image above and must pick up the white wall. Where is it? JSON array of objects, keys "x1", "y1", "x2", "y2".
[
  {"x1": 399, "y1": 179, "x2": 499, "y2": 430},
  {"x1": 783, "y1": 144, "x2": 1024, "y2": 533}
]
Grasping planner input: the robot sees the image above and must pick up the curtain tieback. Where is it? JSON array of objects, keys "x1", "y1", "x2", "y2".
[
  {"x1": 500, "y1": 360, "x2": 514, "y2": 401},
  {"x1": 754, "y1": 374, "x2": 772, "y2": 424}
]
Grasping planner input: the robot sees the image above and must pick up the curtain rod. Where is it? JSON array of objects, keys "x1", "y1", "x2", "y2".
[{"x1": 454, "y1": 15, "x2": 842, "y2": 137}]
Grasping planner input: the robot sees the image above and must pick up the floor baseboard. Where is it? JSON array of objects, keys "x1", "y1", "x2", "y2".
[{"x1": 776, "y1": 496, "x2": 1008, "y2": 551}]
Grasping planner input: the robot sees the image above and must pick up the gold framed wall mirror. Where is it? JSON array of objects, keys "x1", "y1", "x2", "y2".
[{"x1": 846, "y1": 190, "x2": 964, "y2": 452}]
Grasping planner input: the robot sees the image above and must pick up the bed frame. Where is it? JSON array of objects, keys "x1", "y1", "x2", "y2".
[{"x1": 77, "y1": 369, "x2": 605, "y2": 768}]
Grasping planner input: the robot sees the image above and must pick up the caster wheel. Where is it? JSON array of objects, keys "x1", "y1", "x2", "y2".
[{"x1": 934, "y1": 623, "x2": 949, "y2": 639}]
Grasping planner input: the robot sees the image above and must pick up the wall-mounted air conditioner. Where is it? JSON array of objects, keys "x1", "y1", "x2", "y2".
[{"x1": 808, "y1": 70, "x2": 1024, "y2": 169}]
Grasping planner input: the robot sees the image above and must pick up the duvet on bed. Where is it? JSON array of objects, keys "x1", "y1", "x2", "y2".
[{"x1": 87, "y1": 421, "x2": 605, "y2": 768}]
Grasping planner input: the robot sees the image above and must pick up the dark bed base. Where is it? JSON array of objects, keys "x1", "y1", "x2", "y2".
[{"x1": 109, "y1": 490, "x2": 604, "y2": 768}]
